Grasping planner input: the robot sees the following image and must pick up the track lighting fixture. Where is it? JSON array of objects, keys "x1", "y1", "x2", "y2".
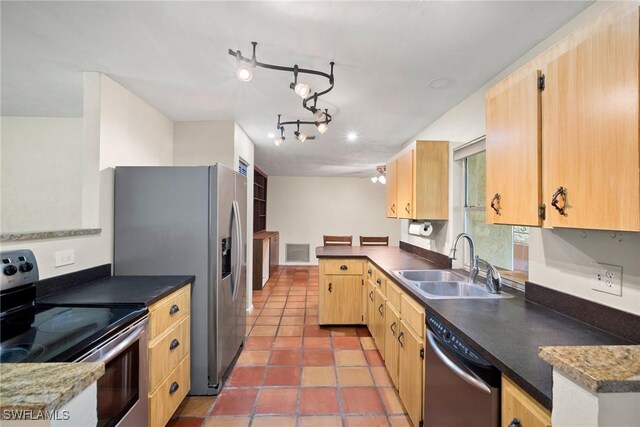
[
  {"x1": 371, "y1": 165, "x2": 386, "y2": 184},
  {"x1": 229, "y1": 42, "x2": 336, "y2": 144},
  {"x1": 274, "y1": 127, "x2": 285, "y2": 147},
  {"x1": 371, "y1": 176, "x2": 378, "y2": 183}
]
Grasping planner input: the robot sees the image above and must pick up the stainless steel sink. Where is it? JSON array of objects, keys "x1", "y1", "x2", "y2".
[
  {"x1": 392, "y1": 269, "x2": 513, "y2": 300},
  {"x1": 393, "y1": 269, "x2": 465, "y2": 283}
]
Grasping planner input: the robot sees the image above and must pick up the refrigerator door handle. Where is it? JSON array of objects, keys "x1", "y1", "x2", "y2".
[{"x1": 232, "y1": 200, "x2": 242, "y2": 301}]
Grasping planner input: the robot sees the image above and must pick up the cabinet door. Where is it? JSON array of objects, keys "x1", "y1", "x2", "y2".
[
  {"x1": 269, "y1": 234, "x2": 279, "y2": 275},
  {"x1": 486, "y1": 67, "x2": 542, "y2": 226},
  {"x1": 319, "y1": 276, "x2": 362, "y2": 324},
  {"x1": 373, "y1": 287, "x2": 386, "y2": 358},
  {"x1": 386, "y1": 159, "x2": 398, "y2": 217},
  {"x1": 384, "y1": 302, "x2": 400, "y2": 388},
  {"x1": 502, "y1": 375, "x2": 551, "y2": 427},
  {"x1": 366, "y1": 281, "x2": 375, "y2": 334},
  {"x1": 414, "y1": 140, "x2": 449, "y2": 220},
  {"x1": 396, "y1": 150, "x2": 414, "y2": 219},
  {"x1": 542, "y1": 5, "x2": 639, "y2": 231},
  {"x1": 399, "y1": 321, "x2": 424, "y2": 427}
]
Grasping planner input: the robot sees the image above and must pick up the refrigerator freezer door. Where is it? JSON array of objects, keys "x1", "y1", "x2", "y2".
[
  {"x1": 234, "y1": 172, "x2": 248, "y2": 352},
  {"x1": 208, "y1": 164, "x2": 237, "y2": 390}
]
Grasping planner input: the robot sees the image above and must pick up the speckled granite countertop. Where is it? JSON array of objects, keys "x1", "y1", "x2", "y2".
[
  {"x1": 539, "y1": 345, "x2": 640, "y2": 393},
  {"x1": 0, "y1": 363, "x2": 104, "y2": 416}
]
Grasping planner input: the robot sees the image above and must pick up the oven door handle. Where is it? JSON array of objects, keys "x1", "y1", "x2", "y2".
[
  {"x1": 76, "y1": 317, "x2": 148, "y2": 364},
  {"x1": 426, "y1": 330, "x2": 491, "y2": 394}
]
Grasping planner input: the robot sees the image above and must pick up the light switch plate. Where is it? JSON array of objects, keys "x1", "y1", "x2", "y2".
[
  {"x1": 591, "y1": 261, "x2": 622, "y2": 296},
  {"x1": 55, "y1": 249, "x2": 75, "y2": 267}
]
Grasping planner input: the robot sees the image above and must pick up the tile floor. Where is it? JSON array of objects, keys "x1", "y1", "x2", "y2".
[{"x1": 169, "y1": 266, "x2": 412, "y2": 427}]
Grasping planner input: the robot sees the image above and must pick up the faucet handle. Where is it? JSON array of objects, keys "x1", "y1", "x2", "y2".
[{"x1": 476, "y1": 257, "x2": 502, "y2": 294}]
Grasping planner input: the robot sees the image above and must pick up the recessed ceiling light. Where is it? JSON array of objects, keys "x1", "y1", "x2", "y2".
[
  {"x1": 347, "y1": 132, "x2": 358, "y2": 141},
  {"x1": 268, "y1": 132, "x2": 275, "y2": 139},
  {"x1": 428, "y1": 78, "x2": 456, "y2": 89}
]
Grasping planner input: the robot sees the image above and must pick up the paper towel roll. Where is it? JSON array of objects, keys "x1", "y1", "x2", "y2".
[{"x1": 419, "y1": 222, "x2": 433, "y2": 237}]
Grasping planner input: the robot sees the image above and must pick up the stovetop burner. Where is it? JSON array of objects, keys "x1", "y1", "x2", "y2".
[
  {"x1": 38, "y1": 309, "x2": 113, "y2": 333},
  {"x1": 0, "y1": 343, "x2": 46, "y2": 363}
]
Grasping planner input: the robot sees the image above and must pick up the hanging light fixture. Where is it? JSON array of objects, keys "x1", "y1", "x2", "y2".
[
  {"x1": 273, "y1": 126, "x2": 285, "y2": 147},
  {"x1": 229, "y1": 42, "x2": 336, "y2": 144},
  {"x1": 371, "y1": 165, "x2": 386, "y2": 184},
  {"x1": 371, "y1": 176, "x2": 378, "y2": 183}
]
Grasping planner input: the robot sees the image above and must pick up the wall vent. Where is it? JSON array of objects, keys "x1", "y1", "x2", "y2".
[{"x1": 286, "y1": 244, "x2": 310, "y2": 263}]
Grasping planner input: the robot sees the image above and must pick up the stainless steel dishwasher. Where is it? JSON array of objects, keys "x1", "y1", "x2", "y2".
[{"x1": 424, "y1": 313, "x2": 500, "y2": 427}]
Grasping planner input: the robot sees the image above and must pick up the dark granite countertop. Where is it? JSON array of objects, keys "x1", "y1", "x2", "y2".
[
  {"x1": 316, "y1": 246, "x2": 632, "y2": 410},
  {"x1": 38, "y1": 275, "x2": 194, "y2": 307}
]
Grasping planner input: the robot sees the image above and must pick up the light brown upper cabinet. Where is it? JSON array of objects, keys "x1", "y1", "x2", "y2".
[
  {"x1": 542, "y1": 4, "x2": 639, "y2": 231},
  {"x1": 386, "y1": 159, "x2": 398, "y2": 217},
  {"x1": 485, "y1": 2, "x2": 640, "y2": 232},
  {"x1": 389, "y1": 140, "x2": 449, "y2": 220},
  {"x1": 485, "y1": 66, "x2": 543, "y2": 226}
]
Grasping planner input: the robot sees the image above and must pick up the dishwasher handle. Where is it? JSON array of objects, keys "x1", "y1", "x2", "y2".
[{"x1": 427, "y1": 330, "x2": 491, "y2": 394}]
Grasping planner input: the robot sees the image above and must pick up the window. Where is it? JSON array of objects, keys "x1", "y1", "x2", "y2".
[{"x1": 463, "y1": 151, "x2": 529, "y2": 284}]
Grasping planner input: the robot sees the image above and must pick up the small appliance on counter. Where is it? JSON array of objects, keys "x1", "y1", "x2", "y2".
[
  {"x1": 113, "y1": 163, "x2": 247, "y2": 395},
  {"x1": 0, "y1": 250, "x2": 149, "y2": 427}
]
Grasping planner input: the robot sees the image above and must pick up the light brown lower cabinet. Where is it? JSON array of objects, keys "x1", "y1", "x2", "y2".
[
  {"x1": 398, "y1": 320, "x2": 424, "y2": 427},
  {"x1": 373, "y1": 287, "x2": 387, "y2": 359},
  {"x1": 366, "y1": 280, "x2": 375, "y2": 332},
  {"x1": 319, "y1": 259, "x2": 365, "y2": 325},
  {"x1": 148, "y1": 284, "x2": 191, "y2": 427},
  {"x1": 502, "y1": 375, "x2": 551, "y2": 427},
  {"x1": 384, "y1": 302, "x2": 401, "y2": 388}
]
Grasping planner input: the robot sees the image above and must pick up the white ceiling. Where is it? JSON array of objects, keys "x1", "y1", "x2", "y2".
[{"x1": 1, "y1": 1, "x2": 592, "y2": 176}]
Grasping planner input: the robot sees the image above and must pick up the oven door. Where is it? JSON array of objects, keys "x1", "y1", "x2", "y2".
[{"x1": 77, "y1": 316, "x2": 148, "y2": 427}]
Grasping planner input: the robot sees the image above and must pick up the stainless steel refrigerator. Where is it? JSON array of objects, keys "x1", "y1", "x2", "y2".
[{"x1": 113, "y1": 163, "x2": 247, "y2": 395}]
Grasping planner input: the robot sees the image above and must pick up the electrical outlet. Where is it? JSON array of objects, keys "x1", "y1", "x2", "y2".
[
  {"x1": 55, "y1": 249, "x2": 75, "y2": 267},
  {"x1": 592, "y1": 262, "x2": 622, "y2": 296}
]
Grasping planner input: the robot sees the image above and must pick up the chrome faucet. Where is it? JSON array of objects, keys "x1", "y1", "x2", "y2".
[
  {"x1": 449, "y1": 233, "x2": 479, "y2": 284},
  {"x1": 476, "y1": 257, "x2": 502, "y2": 294}
]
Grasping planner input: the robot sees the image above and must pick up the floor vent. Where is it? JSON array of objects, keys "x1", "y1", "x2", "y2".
[{"x1": 286, "y1": 244, "x2": 310, "y2": 263}]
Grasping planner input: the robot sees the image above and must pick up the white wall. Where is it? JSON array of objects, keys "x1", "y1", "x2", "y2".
[
  {"x1": 1, "y1": 117, "x2": 84, "y2": 232},
  {"x1": 1, "y1": 74, "x2": 175, "y2": 279},
  {"x1": 267, "y1": 176, "x2": 400, "y2": 265},
  {"x1": 397, "y1": 1, "x2": 640, "y2": 315}
]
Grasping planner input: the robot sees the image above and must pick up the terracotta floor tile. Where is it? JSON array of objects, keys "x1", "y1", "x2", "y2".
[
  {"x1": 289, "y1": 289, "x2": 306, "y2": 295},
  {"x1": 341, "y1": 387, "x2": 385, "y2": 415},
  {"x1": 299, "y1": 388, "x2": 340, "y2": 415},
  {"x1": 303, "y1": 337, "x2": 331, "y2": 350},
  {"x1": 279, "y1": 316, "x2": 304, "y2": 325},
  {"x1": 277, "y1": 325, "x2": 304, "y2": 336},
  {"x1": 227, "y1": 367, "x2": 265, "y2": 387},
  {"x1": 379, "y1": 387, "x2": 406, "y2": 414},
  {"x1": 268, "y1": 296, "x2": 287, "y2": 301},
  {"x1": 254, "y1": 388, "x2": 298, "y2": 415},
  {"x1": 246, "y1": 325, "x2": 253, "y2": 334},
  {"x1": 210, "y1": 389, "x2": 258, "y2": 416},
  {"x1": 167, "y1": 418, "x2": 204, "y2": 427},
  {"x1": 202, "y1": 416, "x2": 251, "y2": 427},
  {"x1": 304, "y1": 325, "x2": 331, "y2": 337},
  {"x1": 260, "y1": 308, "x2": 284, "y2": 316},
  {"x1": 329, "y1": 327, "x2": 358, "y2": 336},
  {"x1": 306, "y1": 295, "x2": 319, "y2": 302},
  {"x1": 298, "y1": 416, "x2": 343, "y2": 427},
  {"x1": 264, "y1": 301, "x2": 286, "y2": 309},
  {"x1": 273, "y1": 336, "x2": 303, "y2": 349},
  {"x1": 305, "y1": 316, "x2": 319, "y2": 325},
  {"x1": 333, "y1": 337, "x2": 362, "y2": 349},
  {"x1": 388, "y1": 415, "x2": 413, "y2": 427},
  {"x1": 269, "y1": 350, "x2": 302, "y2": 366},
  {"x1": 360, "y1": 337, "x2": 377, "y2": 350},
  {"x1": 285, "y1": 301, "x2": 305, "y2": 309},
  {"x1": 335, "y1": 350, "x2": 368, "y2": 366},
  {"x1": 287, "y1": 295, "x2": 306, "y2": 302},
  {"x1": 251, "y1": 415, "x2": 296, "y2": 427},
  {"x1": 255, "y1": 316, "x2": 281, "y2": 326},
  {"x1": 253, "y1": 302, "x2": 265, "y2": 309},
  {"x1": 370, "y1": 367, "x2": 393, "y2": 387},
  {"x1": 306, "y1": 308, "x2": 318, "y2": 316},
  {"x1": 173, "y1": 396, "x2": 216, "y2": 417},
  {"x1": 302, "y1": 350, "x2": 334, "y2": 366},
  {"x1": 344, "y1": 415, "x2": 390, "y2": 427},
  {"x1": 365, "y1": 350, "x2": 385, "y2": 366},
  {"x1": 244, "y1": 337, "x2": 274, "y2": 351},
  {"x1": 263, "y1": 366, "x2": 301, "y2": 386},
  {"x1": 250, "y1": 326, "x2": 278, "y2": 337},
  {"x1": 337, "y1": 367, "x2": 375, "y2": 387},
  {"x1": 283, "y1": 308, "x2": 305, "y2": 316},
  {"x1": 236, "y1": 350, "x2": 270, "y2": 366},
  {"x1": 301, "y1": 366, "x2": 337, "y2": 387}
]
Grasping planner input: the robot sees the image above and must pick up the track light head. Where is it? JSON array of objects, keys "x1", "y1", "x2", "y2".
[
  {"x1": 316, "y1": 122, "x2": 329, "y2": 134},
  {"x1": 274, "y1": 137, "x2": 284, "y2": 147},
  {"x1": 236, "y1": 63, "x2": 253, "y2": 82},
  {"x1": 378, "y1": 175, "x2": 386, "y2": 185},
  {"x1": 371, "y1": 176, "x2": 378, "y2": 183},
  {"x1": 295, "y1": 131, "x2": 307, "y2": 142},
  {"x1": 294, "y1": 83, "x2": 311, "y2": 98}
]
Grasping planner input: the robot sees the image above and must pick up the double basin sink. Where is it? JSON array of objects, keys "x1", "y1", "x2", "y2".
[{"x1": 392, "y1": 269, "x2": 512, "y2": 300}]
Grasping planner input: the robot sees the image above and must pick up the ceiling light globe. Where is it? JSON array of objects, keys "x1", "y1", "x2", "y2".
[
  {"x1": 371, "y1": 176, "x2": 378, "y2": 183},
  {"x1": 316, "y1": 123, "x2": 329, "y2": 134},
  {"x1": 378, "y1": 175, "x2": 387, "y2": 185},
  {"x1": 294, "y1": 83, "x2": 311, "y2": 98},
  {"x1": 236, "y1": 64, "x2": 253, "y2": 82}
]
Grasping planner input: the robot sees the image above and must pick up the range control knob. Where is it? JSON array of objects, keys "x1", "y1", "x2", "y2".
[
  {"x1": 3, "y1": 265, "x2": 18, "y2": 276},
  {"x1": 19, "y1": 262, "x2": 33, "y2": 273},
  {"x1": 443, "y1": 331, "x2": 452, "y2": 342}
]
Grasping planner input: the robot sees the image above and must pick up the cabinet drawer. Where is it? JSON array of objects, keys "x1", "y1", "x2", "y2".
[
  {"x1": 149, "y1": 316, "x2": 190, "y2": 393},
  {"x1": 385, "y1": 280, "x2": 402, "y2": 313},
  {"x1": 148, "y1": 285, "x2": 191, "y2": 340},
  {"x1": 401, "y1": 293, "x2": 425, "y2": 337},
  {"x1": 373, "y1": 269, "x2": 387, "y2": 289},
  {"x1": 149, "y1": 355, "x2": 190, "y2": 427},
  {"x1": 322, "y1": 259, "x2": 364, "y2": 275},
  {"x1": 365, "y1": 262, "x2": 376, "y2": 282}
]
